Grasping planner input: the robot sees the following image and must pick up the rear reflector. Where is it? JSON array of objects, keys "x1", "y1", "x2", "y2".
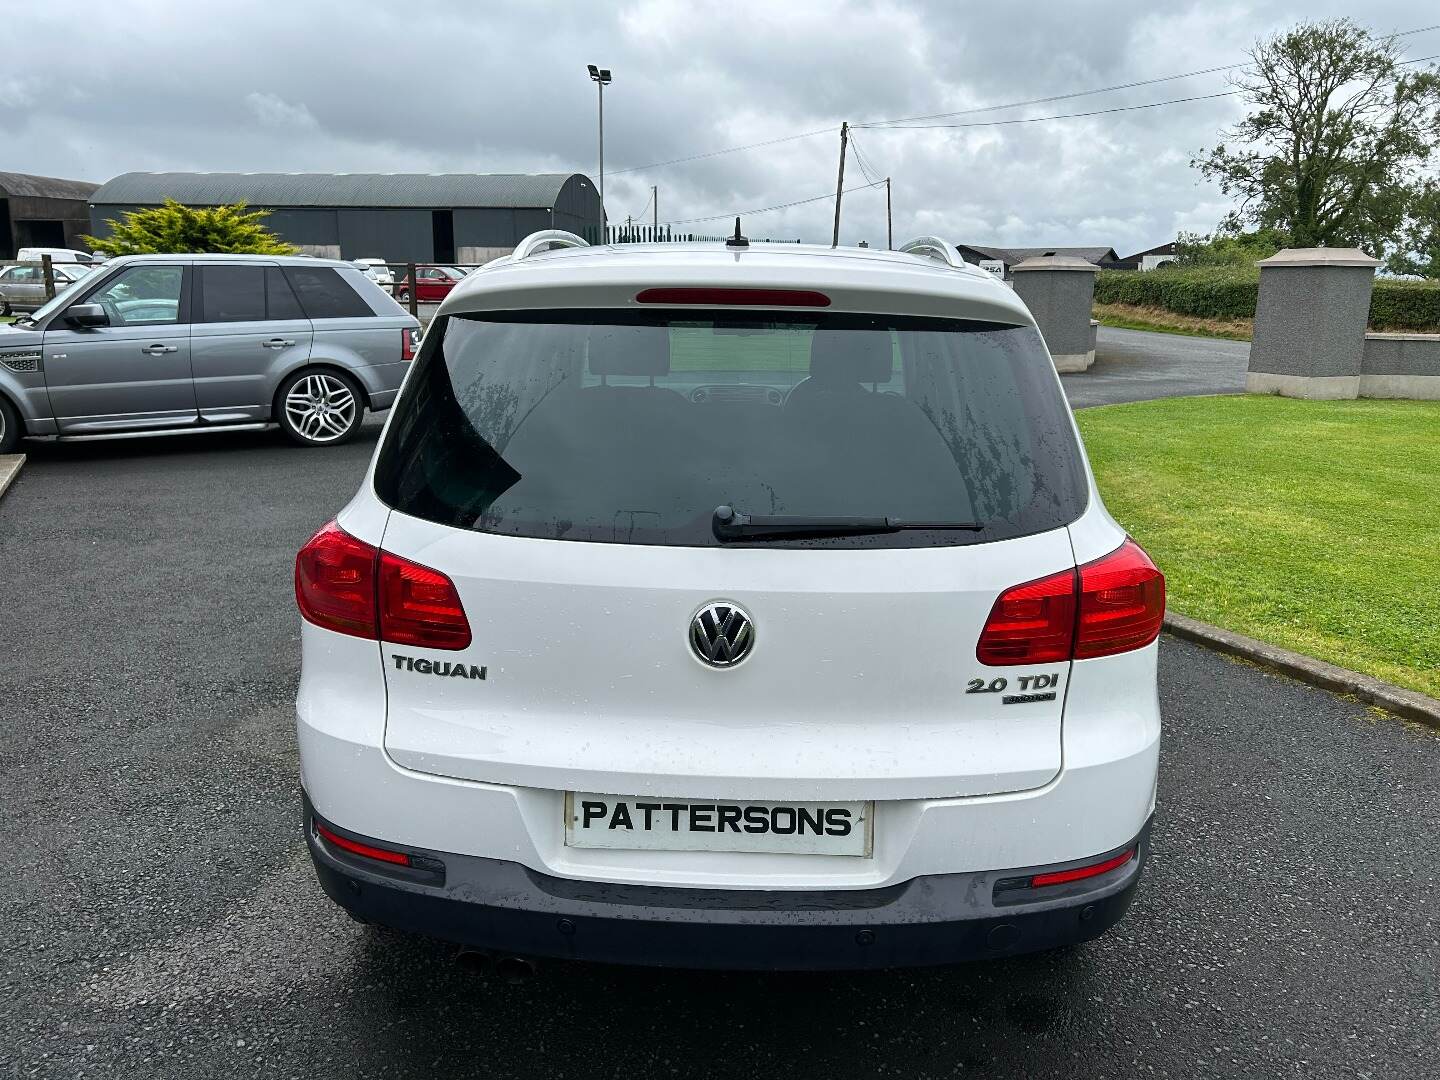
[
  {"x1": 295, "y1": 520, "x2": 472, "y2": 650},
  {"x1": 635, "y1": 287, "x2": 831, "y2": 307},
  {"x1": 314, "y1": 819, "x2": 411, "y2": 866},
  {"x1": 976, "y1": 538, "x2": 1164, "y2": 665},
  {"x1": 1030, "y1": 847, "x2": 1134, "y2": 888}
]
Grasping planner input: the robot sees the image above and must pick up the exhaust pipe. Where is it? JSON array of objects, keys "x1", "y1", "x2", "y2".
[
  {"x1": 454, "y1": 949, "x2": 492, "y2": 975},
  {"x1": 495, "y1": 955, "x2": 537, "y2": 983}
]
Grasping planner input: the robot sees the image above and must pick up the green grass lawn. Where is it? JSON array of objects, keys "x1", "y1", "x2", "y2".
[{"x1": 1076, "y1": 395, "x2": 1440, "y2": 698}]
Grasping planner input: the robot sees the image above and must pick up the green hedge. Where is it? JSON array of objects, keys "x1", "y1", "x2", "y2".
[
  {"x1": 1094, "y1": 268, "x2": 1259, "y2": 319},
  {"x1": 1370, "y1": 279, "x2": 1440, "y2": 331},
  {"x1": 1094, "y1": 269, "x2": 1440, "y2": 331}
]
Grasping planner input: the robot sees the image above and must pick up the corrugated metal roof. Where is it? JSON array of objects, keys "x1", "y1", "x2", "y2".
[
  {"x1": 91, "y1": 172, "x2": 586, "y2": 209},
  {"x1": 0, "y1": 171, "x2": 100, "y2": 200}
]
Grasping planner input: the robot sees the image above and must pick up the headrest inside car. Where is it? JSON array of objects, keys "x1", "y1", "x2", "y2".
[
  {"x1": 588, "y1": 325, "x2": 671, "y2": 376},
  {"x1": 808, "y1": 328, "x2": 894, "y2": 385}
]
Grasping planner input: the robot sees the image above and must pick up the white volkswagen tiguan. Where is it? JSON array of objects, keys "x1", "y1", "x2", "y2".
[{"x1": 295, "y1": 229, "x2": 1164, "y2": 970}]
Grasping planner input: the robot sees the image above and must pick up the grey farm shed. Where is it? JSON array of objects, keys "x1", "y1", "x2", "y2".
[{"x1": 87, "y1": 172, "x2": 604, "y2": 264}]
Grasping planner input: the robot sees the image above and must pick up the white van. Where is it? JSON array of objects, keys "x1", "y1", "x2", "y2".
[
  {"x1": 15, "y1": 247, "x2": 101, "y2": 265},
  {"x1": 293, "y1": 229, "x2": 1164, "y2": 970}
]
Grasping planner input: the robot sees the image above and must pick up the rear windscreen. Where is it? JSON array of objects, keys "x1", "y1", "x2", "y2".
[{"x1": 374, "y1": 310, "x2": 1087, "y2": 548}]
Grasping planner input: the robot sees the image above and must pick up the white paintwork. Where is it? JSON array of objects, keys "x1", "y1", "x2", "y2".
[{"x1": 297, "y1": 236, "x2": 1159, "y2": 891}]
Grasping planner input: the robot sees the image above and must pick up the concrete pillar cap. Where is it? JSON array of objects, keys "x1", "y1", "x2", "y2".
[
  {"x1": 1256, "y1": 248, "x2": 1381, "y2": 268},
  {"x1": 1010, "y1": 255, "x2": 1100, "y2": 272}
]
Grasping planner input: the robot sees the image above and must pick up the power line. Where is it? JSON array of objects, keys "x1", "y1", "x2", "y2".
[
  {"x1": 609, "y1": 127, "x2": 833, "y2": 176},
  {"x1": 857, "y1": 89, "x2": 1240, "y2": 131},
  {"x1": 602, "y1": 22, "x2": 1440, "y2": 176},
  {"x1": 659, "y1": 179, "x2": 886, "y2": 227}
]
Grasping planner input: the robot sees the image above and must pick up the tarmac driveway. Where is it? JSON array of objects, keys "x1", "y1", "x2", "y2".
[
  {"x1": 1, "y1": 421, "x2": 1437, "y2": 1080},
  {"x1": 1063, "y1": 326, "x2": 1250, "y2": 408}
]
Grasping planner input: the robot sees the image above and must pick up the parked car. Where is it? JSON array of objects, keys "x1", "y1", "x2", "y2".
[
  {"x1": 354, "y1": 258, "x2": 395, "y2": 291},
  {"x1": 393, "y1": 264, "x2": 466, "y2": 304},
  {"x1": 0, "y1": 262, "x2": 94, "y2": 315},
  {"x1": 15, "y1": 247, "x2": 103, "y2": 265},
  {"x1": 294, "y1": 229, "x2": 1165, "y2": 970},
  {"x1": 0, "y1": 254, "x2": 421, "y2": 452}
]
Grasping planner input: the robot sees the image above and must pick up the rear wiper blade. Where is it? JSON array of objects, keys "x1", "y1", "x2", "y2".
[{"x1": 712, "y1": 504, "x2": 983, "y2": 541}]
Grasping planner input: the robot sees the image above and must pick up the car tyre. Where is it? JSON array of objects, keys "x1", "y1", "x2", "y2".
[
  {"x1": 0, "y1": 297, "x2": 11, "y2": 317},
  {"x1": 276, "y1": 369, "x2": 365, "y2": 448},
  {"x1": 0, "y1": 395, "x2": 20, "y2": 454}
]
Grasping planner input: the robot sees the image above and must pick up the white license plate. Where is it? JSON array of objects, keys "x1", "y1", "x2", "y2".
[{"x1": 565, "y1": 793, "x2": 873, "y2": 857}]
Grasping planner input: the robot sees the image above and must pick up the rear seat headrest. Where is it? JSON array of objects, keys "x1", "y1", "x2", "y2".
[
  {"x1": 588, "y1": 325, "x2": 671, "y2": 376},
  {"x1": 808, "y1": 328, "x2": 893, "y2": 384}
]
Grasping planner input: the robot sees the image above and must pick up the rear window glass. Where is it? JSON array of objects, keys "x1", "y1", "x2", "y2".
[
  {"x1": 283, "y1": 266, "x2": 372, "y2": 319},
  {"x1": 374, "y1": 311, "x2": 1086, "y2": 548}
]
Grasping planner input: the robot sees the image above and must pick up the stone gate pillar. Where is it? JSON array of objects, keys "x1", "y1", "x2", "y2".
[
  {"x1": 1246, "y1": 248, "x2": 1380, "y2": 399},
  {"x1": 1011, "y1": 255, "x2": 1101, "y2": 372}
]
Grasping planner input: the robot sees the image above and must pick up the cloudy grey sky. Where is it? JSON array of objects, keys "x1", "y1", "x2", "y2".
[{"x1": 6, "y1": 1, "x2": 1437, "y2": 254}]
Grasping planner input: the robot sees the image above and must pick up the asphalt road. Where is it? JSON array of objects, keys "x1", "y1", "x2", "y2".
[
  {"x1": 2, "y1": 422, "x2": 1437, "y2": 1080},
  {"x1": 1062, "y1": 326, "x2": 1250, "y2": 408}
]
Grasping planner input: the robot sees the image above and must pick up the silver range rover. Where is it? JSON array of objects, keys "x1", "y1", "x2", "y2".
[{"x1": 0, "y1": 253, "x2": 421, "y2": 452}]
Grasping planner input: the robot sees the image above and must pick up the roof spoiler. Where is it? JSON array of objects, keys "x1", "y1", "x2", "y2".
[
  {"x1": 898, "y1": 236, "x2": 967, "y2": 271},
  {"x1": 510, "y1": 230, "x2": 590, "y2": 263}
]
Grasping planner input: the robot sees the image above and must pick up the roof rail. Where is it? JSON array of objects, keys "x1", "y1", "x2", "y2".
[
  {"x1": 898, "y1": 236, "x2": 966, "y2": 270},
  {"x1": 511, "y1": 230, "x2": 590, "y2": 263}
]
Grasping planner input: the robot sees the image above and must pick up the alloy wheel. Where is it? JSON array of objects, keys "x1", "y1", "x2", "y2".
[{"x1": 284, "y1": 373, "x2": 357, "y2": 444}]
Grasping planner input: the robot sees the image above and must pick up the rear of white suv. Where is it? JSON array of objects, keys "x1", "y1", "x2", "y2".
[{"x1": 294, "y1": 233, "x2": 1163, "y2": 970}]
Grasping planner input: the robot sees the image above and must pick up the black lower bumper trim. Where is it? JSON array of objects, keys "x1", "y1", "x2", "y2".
[{"x1": 305, "y1": 800, "x2": 1147, "y2": 971}]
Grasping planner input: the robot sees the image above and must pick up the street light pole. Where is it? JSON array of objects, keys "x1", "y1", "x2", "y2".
[{"x1": 586, "y1": 64, "x2": 613, "y2": 236}]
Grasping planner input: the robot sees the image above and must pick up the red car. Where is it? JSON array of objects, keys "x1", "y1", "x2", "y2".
[{"x1": 394, "y1": 265, "x2": 467, "y2": 304}]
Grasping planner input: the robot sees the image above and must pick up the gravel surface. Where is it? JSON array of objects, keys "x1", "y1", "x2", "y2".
[
  {"x1": 1063, "y1": 327, "x2": 1250, "y2": 408},
  {"x1": 1, "y1": 420, "x2": 1436, "y2": 1079}
]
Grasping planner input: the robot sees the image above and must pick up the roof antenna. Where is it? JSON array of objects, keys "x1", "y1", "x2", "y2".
[{"x1": 726, "y1": 217, "x2": 749, "y2": 248}]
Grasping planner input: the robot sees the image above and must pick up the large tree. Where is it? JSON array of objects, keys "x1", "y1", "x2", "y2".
[
  {"x1": 1193, "y1": 19, "x2": 1440, "y2": 263},
  {"x1": 83, "y1": 199, "x2": 297, "y2": 256}
]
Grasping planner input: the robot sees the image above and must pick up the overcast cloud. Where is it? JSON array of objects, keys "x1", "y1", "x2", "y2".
[{"x1": 7, "y1": 0, "x2": 1437, "y2": 253}]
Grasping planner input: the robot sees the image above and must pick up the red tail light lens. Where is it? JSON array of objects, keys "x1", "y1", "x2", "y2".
[
  {"x1": 379, "y1": 551, "x2": 472, "y2": 650},
  {"x1": 976, "y1": 538, "x2": 1164, "y2": 665},
  {"x1": 1075, "y1": 539, "x2": 1165, "y2": 659},
  {"x1": 295, "y1": 521, "x2": 378, "y2": 639},
  {"x1": 401, "y1": 328, "x2": 418, "y2": 361},
  {"x1": 296, "y1": 521, "x2": 471, "y2": 650},
  {"x1": 976, "y1": 567, "x2": 1077, "y2": 665}
]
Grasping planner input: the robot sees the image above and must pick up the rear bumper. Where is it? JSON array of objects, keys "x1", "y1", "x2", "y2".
[{"x1": 304, "y1": 794, "x2": 1150, "y2": 971}]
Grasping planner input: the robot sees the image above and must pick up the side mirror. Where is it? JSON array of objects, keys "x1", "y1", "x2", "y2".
[{"x1": 64, "y1": 303, "x2": 109, "y2": 328}]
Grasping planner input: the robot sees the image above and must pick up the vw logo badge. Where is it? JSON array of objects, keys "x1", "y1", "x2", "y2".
[{"x1": 689, "y1": 601, "x2": 755, "y2": 668}]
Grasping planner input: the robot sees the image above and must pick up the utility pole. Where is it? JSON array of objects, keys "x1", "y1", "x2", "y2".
[
  {"x1": 652, "y1": 185, "x2": 658, "y2": 229},
  {"x1": 831, "y1": 121, "x2": 848, "y2": 248},
  {"x1": 886, "y1": 177, "x2": 893, "y2": 250},
  {"x1": 587, "y1": 65, "x2": 613, "y2": 225}
]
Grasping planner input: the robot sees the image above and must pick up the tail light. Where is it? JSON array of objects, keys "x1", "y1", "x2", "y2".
[
  {"x1": 295, "y1": 521, "x2": 471, "y2": 650},
  {"x1": 401, "y1": 328, "x2": 419, "y2": 361},
  {"x1": 976, "y1": 538, "x2": 1164, "y2": 665},
  {"x1": 974, "y1": 567, "x2": 1077, "y2": 665},
  {"x1": 378, "y1": 551, "x2": 471, "y2": 649},
  {"x1": 1075, "y1": 538, "x2": 1166, "y2": 659}
]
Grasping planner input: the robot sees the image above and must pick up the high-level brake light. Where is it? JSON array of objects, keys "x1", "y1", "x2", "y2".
[{"x1": 635, "y1": 287, "x2": 832, "y2": 307}]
